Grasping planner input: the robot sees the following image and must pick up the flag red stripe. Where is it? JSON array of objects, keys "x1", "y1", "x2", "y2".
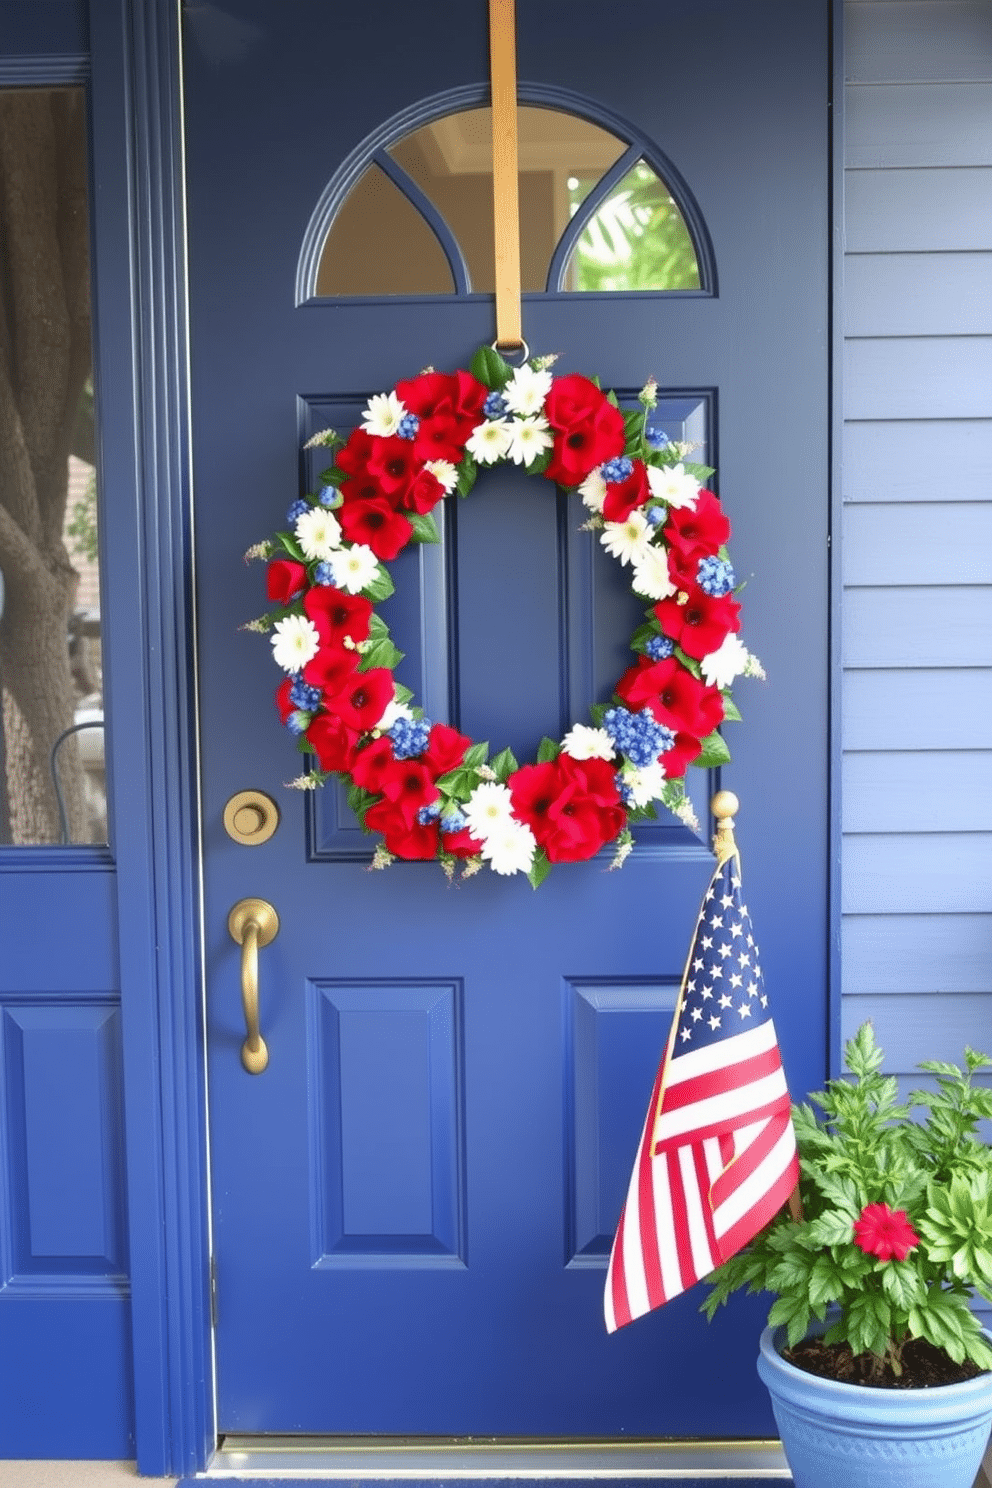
[
  {"x1": 652, "y1": 1088, "x2": 790, "y2": 1155},
  {"x1": 662, "y1": 1044, "x2": 786, "y2": 1110},
  {"x1": 696, "y1": 1142, "x2": 721, "y2": 1262},
  {"x1": 638, "y1": 1101, "x2": 665, "y2": 1310},
  {"x1": 708, "y1": 1096, "x2": 794, "y2": 1214},
  {"x1": 669, "y1": 1149, "x2": 695, "y2": 1296},
  {"x1": 609, "y1": 1203, "x2": 632, "y2": 1329}
]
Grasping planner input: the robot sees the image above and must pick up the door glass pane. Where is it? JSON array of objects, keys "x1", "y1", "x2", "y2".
[
  {"x1": 317, "y1": 163, "x2": 456, "y2": 296},
  {"x1": 562, "y1": 159, "x2": 701, "y2": 291},
  {"x1": 316, "y1": 106, "x2": 628, "y2": 295},
  {"x1": 0, "y1": 88, "x2": 106, "y2": 845}
]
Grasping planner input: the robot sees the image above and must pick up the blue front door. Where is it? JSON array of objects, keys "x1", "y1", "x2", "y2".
[{"x1": 185, "y1": 0, "x2": 829, "y2": 1437}]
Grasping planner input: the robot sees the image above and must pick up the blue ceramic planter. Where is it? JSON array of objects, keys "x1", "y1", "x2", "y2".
[{"x1": 758, "y1": 1322, "x2": 992, "y2": 1488}]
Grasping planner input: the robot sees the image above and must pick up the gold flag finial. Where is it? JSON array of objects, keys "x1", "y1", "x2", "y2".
[{"x1": 711, "y1": 790, "x2": 739, "y2": 864}]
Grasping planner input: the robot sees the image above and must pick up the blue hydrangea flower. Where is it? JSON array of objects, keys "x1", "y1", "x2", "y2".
[
  {"x1": 484, "y1": 391, "x2": 509, "y2": 419},
  {"x1": 417, "y1": 800, "x2": 443, "y2": 826},
  {"x1": 289, "y1": 676, "x2": 321, "y2": 711},
  {"x1": 646, "y1": 506, "x2": 667, "y2": 527},
  {"x1": 313, "y1": 561, "x2": 335, "y2": 585},
  {"x1": 696, "y1": 556, "x2": 736, "y2": 596},
  {"x1": 645, "y1": 427, "x2": 669, "y2": 449},
  {"x1": 287, "y1": 710, "x2": 310, "y2": 735},
  {"x1": 287, "y1": 497, "x2": 310, "y2": 524},
  {"x1": 644, "y1": 635, "x2": 675, "y2": 661},
  {"x1": 440, "y1": 806, "x2": 467, "y2": 833},
  {"x1": 601, "y1": 455, "x2": 634, "y2": 484},
  {"x1": 617, "y1": 776, "x2": 637, "y2": 808},
  {"x1": 603, "y1": 705, "x2": 676, "y2": 767},
  {"x1": 390, "y1": 716, "x2": 432, "y2": 759},
  {"x1": 397, "y1": 412, "x2": 420, "y2": 440},
  {"x1": 318, "y1": 485, "x2": 340, "y2": 507}
]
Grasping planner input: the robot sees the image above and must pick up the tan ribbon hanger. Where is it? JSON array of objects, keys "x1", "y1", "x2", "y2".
[{"x1": 489, "y1": 0, "x2": 523, "y2": 351}]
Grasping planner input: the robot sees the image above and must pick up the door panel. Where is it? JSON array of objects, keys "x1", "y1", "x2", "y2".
[{"x1": 184, "y1": 0, "x2": 829, "y2": 1436}]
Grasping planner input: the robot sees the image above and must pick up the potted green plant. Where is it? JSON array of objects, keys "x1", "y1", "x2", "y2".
[{"x1": 703, "y1": 1022, "x2": 992, "y2": 1487}]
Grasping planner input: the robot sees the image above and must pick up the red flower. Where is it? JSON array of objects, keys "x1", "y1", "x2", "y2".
[
  {"x1": 371, "y1": 757, "x2": 440, "y2": 829},
  {"x1": 653, "y1": 587, "x2": 741, "y2": 660},
  {"x1": 267, "y1": 559, "x2": 307, "y2": 605},
  {"x1": 366, "y1": 436, "x2": 420, "y2": 505},
  {"x1": 422, "y1": 722, "x2": 472, "y2": 777},
  {"x1": 321, "y1": 667, "x2": 395, "y2": 733},
  {"x1": 364, "y1": 799, "x2": 440, "y2": 860},
  {"x1": 853, "y1": 1203, "x2": 920, "y2": 1262},
  {"x1": 543, "y1": 374, "x2": 625, "y2": 486},
  {"x1": 664, "y1": 488, "x2": 730, "y2": 562},
  {"x1": 303, "y1": 586, "x2": 373, "y2": 648},
  {"x1": 302, "y1": 645, "x2": 358, "y2": 697},
  {"x1": 307, "y1": 712, "x2": 360, "y2": 774},
  {"x1": 442, "y1": 825, "x2": 484, "y2": 858},
  {"x1": 336, "y1": 427, "x2": 377, "y2": 478},
  {"x1": 349, "y1": 736, "x2": 395, "y2": 794},
  {"x1": 275, "y1": 678, "x2": 295, "y2": 724},
  {"x1": 396, "y1": 369, "x2": 488, "y2": 463},
  {"x1": 616, "y1": 656, "x2": 725, "y2": 739},
  {"x1": 510, "y1": 754, "x2": 625, "y2": 863},
  {"x1": 402, "y1": 467, "x2": 446, "y2": 515},
  {"x1": 602, "y1": 461, "x2": 651, "y2": 524},
  {"x1": 339, "y1": 473, "x2": 385, "y2": 505},
  {"x1": 337, "y1": 495, "x2": 413, "y2": 559}
]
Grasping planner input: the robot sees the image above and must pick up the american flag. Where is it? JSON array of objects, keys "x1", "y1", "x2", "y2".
[{"x1": 604, "y1": 847, "x2": 798, "y2": 1332}]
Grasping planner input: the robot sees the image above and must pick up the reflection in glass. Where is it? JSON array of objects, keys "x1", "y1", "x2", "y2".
[
  {"x1": 0, "y1": 89, "x2": 106, "y2": 844},
  {"x1": 563, "y1": 161, "x2": 700, "y2": 292},
  {"x1": 317, "y1": 106, "x2": 630, "y2": 296}
]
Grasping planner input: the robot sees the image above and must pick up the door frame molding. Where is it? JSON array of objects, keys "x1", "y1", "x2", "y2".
[
  {"x1": 90, "y1": 0, "x2": 213, "y2": 1474},
  {"x1": 99, "y1": 0, "x2": 843, "y2": 1475}
]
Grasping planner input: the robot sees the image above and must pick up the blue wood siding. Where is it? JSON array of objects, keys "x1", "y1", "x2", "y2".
[{"x1": 842, "y1": 1, "x2": 992, "y2": 1082}]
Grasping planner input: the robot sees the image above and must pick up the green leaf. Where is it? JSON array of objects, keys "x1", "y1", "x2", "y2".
[
  {"x1": 358, "y1": 637, "x2": 403, "y2": 672},
  {"x1": 605, "y1": 389, "x2": 620, "y2": 409},
  {"x1": 693, "y1": 730, "x2": 731, "y2": 769},
  {"x1": 469, "y1": 345, "x2": 514, "y2": 389},
  {"x1": 490, "y1": 746, "x2": 519, "y2": 783},
  {"x1": 722, "y1": 694, "x2": 742, "y2": 723},
  {"x1": 673, "y1": 645, "x2": 703, "y2": 680},
  {"x1": 362, "y1": 566, "x2": 395, "y2": 602},
  {"x1": 457, "y1": 451, "x2": 478, "y2": 497},
  {"x1": 462, "y1": 742, "x2": 490, "y2": 770},
  {"x1": 536, "y1": 736, "x2": 560, "y2": 763},
  {"x1": 622, "y1": 407, "x2": 645, "y2": 453},
  {"x1": 408, "y1": 511, "x2": 440, "y2": 544},
  {"x1": 528, "y1": 850, "x2": 552, "y2": 890}
]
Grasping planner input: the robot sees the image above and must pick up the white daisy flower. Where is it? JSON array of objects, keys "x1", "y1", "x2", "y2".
[
  {"x1": 466, "y1": 417, "x2": 513, "y2": 465},
  {"x1": 270, "y1": 614, "x2": 320, "y2": 672},
  {"x1": 578, "y1": 468, "x2": 607, "y2": 513},
  {"x1": 376, "y1": 698, "x2": 414, "y2": 733},
  {"x1": 295, "y1": 506, "x2": 341, "y2": 561},
  {"x1": 463, "y1": 781, "x2": 515, "y2": 840},
  {"x1": 601, "y1": 510, "x2": 652, "y2": 567},
  {"x1": 506, "y1": 416, "x2": 553, "y2": 466},
  {"x1": 561, "y1": 723, "x2": 614, "y2": 761},
  {"x1": 621, "y1": 760, "x2": 667, "y2": 808},
  {"x1": 360, "y1": 391, "x2": 406, "y2": 438},
  {"x1": 700, "y1": 632, "x2": 749, "y2": 690},
  {"x1": 631, "y1": 542, "x2": 677, "y2": 601},
  {"x1": 481, "y1": 817, "x2": 537, "y2": 876},
  {"x1": 647, "y1": 461, "x2": 700, "y2": 511},
  {"x1": 502, "y1": 364, "x2": 553, "y2": 417},
  {"x1": 424, "y1": 458, "x2": 458, "y2": 494},
  {"x1": 329, "y1": 543, "x2": 380, "y2": 595}
]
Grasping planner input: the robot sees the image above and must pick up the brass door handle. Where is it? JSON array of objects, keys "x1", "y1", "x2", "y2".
[{"x1": 228, "y1": 898, "x2": 279, "y2": 1073}]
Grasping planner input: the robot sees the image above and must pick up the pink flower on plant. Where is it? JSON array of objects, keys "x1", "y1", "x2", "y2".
[{"x1": 852, "y1": 1202, "x2": 920, "y2": 1262}]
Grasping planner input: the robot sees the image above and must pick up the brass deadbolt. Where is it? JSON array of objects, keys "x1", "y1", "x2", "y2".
[{"x1": 223, "y1": 789, "x2": 280, "y2": 845}]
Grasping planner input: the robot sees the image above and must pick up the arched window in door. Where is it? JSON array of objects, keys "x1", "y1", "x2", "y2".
[{"x1": 297, "y1": 89, "x2": 714, "y2": 303}]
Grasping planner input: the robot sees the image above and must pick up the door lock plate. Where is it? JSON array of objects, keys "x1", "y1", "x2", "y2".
[{"x1": 223, "y1": 789, "x2": 279, "y2": 845}]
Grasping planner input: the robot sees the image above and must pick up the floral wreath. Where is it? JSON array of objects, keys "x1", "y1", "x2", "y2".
[{"x1": 246, "y1": 346, "x2": 763, "y2": 887}]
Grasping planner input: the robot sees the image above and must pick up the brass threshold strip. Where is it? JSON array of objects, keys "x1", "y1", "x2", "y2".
[{"x1": 208, "y1": 1436, "x2": 790, "y2": 1480}]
